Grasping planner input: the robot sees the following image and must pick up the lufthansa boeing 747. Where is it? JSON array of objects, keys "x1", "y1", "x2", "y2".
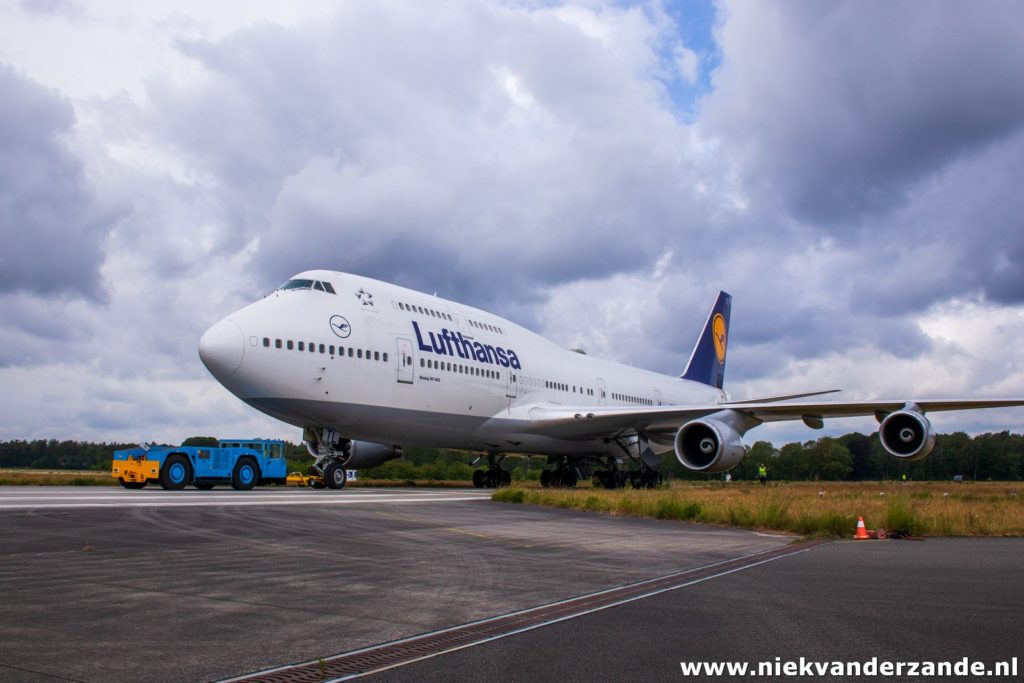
[{"x1": 197, "y1": 270, "x2": 1024, "y2": 489}]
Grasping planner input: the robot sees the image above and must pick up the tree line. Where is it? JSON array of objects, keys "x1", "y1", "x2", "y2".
[
  {"x1": 665, "y1": 431, "x2": 1024, "y2": 482},
  {"x1": 1, "y1": 431, "x2": 1022, "y2": 481}
]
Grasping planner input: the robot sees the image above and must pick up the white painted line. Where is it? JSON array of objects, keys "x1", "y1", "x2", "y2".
[{"x1": 0, "y1": 494, "x2": 492, "y2": 510}]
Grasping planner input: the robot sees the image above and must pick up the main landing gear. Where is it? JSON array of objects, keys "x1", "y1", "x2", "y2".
[
  {"x1": 548, "y1": 460, "x2": 662, "y2": 490},
  {"x1": 472, "y1": 453, "x2": 511, "y2": 489},
  {"x1": 540, "y1": 467, "x2": 578, "y2": 488}
]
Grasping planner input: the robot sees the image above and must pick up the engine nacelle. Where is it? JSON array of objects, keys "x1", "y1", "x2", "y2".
[
  {"x1": 340, "y1": 440, "x2": 403, "y2": 469},
  {"x1": 879, "y1": 409, "x2": 935, "y2": 461},
  {"x1": 674, "y1": 418, "x2": 746, "y2": 473}
]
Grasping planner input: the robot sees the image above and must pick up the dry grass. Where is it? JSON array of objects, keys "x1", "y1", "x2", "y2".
[
  {"x1": 0, "y1": 469, "x2": 116, "y2": 486},
  {"x1": 492, "y1": 481, "x2": 1024, "y2": 537}
]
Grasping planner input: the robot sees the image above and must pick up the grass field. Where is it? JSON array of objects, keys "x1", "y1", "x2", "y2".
[
  {"x1": 492, "y1": 481, "x2": 1024, "y2": 537},
  {"x1": 0, "y1": 469, "x2": 116, "y2": 486}
]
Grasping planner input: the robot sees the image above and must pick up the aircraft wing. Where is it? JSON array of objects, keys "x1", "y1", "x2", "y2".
[{"x1": 523, "y1": 397, "x2": 1024, "y2": 441}]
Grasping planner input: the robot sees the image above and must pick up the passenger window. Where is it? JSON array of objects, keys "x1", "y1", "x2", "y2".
[
  {"x1": 287, "y1": 340, "x2": 294, "y2": 350},
  {"x1": 298, "y1": 341, "x2": 305, "y2": 351},
  {"x1": 309, "y1": 343, "x2": 315, "y2": 353},
  {"x1": 275, "y1": 339, "x2": 282, "y2": 348},
  {"x1": 348, "y1": 348, "x2": 353, "y2": 357},
  {"x1": 263, "y1": 338, "x2": 269, "y2": 347},
  {"x1": 329, "y1": 345, "x2": 335, "y2": 355},
  {"x1": 374, "y1": 351, "x2": 380, "y2": 361},
  {"x1": 420, "y1": 358, "x2": 425, "y2": 367},
  {"x1": 383, "y1": 353, "x2": 388, "y2": 362},
  {"x1": 319, "y1": 344, "x2": 325, "y2": 353},
  {"x1": 357, "y1": 349, "x2": 363, "y2": 359}
]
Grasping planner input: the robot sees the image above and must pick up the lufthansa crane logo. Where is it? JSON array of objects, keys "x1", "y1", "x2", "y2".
[
  {"x1": 712, "y1": 313, "x2": 727, "y2": 364},
  {"x1": 329, "y1": 315, "x2": 352, "y2": 339}
]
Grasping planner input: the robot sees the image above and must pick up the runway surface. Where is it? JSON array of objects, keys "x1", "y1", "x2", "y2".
[
  {"x1": 0, "y1": 486, "x2": 493, "y2": 510},
  {"x1": 0, "y1": 486, "x2": 790, "y2": 682},
  {"x1": 1, "y1": 487, "x2": 1020, "y2": 682}
]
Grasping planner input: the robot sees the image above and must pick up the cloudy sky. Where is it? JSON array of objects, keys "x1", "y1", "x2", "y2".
[{"x1": 1, "y1": 0, "x2": 1023, "y2": 446}]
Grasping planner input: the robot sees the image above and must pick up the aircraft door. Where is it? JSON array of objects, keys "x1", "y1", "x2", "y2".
[
  {"x1": 396, "y1": 338, "x2": 414, "y2": 384},
  {"x1": 505, "y1": 371, "x2": 518, "y2": 399},
  {"x1": 597, "y1": 378, "x2": 607, "y2": 406}
]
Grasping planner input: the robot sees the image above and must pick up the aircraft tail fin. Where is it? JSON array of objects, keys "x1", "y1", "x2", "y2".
[{"x1": 680, "y1": 291, "x2": 732, "y2": 389}]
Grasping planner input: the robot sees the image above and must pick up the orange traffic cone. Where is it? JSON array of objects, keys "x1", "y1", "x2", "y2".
[{"x1": 854, "y1": 516, "x2": 870, "y2": 540}]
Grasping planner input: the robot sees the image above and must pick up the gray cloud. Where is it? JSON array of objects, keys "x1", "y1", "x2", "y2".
[
  {"x1": 142, "y1": 3, "x2": 713, "y2": 315},
  {"x1": 0, "y1": 64, "x2": 115, "y2": 301},
  {"x1": 706, "y1": 2, "x2": 1024, "y2": 227}
]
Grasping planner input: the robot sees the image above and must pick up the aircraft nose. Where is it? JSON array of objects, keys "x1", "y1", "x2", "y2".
[{"x1": 198, "y1": 318, "x2": 245, "y2": 380}]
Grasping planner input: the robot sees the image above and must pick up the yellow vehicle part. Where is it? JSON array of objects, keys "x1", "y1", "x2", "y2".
[
  {"x1": 111, "y1": 457, "x2": 160, "y2": 483},
  {"x1": 286, "y1": 471, "x2": 322, "y2": 487}
]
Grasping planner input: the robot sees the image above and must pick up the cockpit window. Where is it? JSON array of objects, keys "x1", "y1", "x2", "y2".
[
  {"x1": 280, "y1": 279, "x2": 314, "y2": 290},
  {"x1": 279, "y1": 279, "x2": 337, "y2": 294}
]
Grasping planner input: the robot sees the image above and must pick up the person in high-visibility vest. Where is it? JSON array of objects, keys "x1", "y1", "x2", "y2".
[{"x1": 758, "y1": 464, "x2": 767, "y2": 487}]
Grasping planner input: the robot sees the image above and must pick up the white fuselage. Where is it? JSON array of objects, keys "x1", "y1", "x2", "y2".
[{"x1": 199, "y1": 270, "x2": 725, "y2": 457}]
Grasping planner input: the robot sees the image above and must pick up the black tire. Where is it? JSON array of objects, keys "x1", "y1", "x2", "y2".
[
  {"x1": 324, "y1": 461, "x2": 347, "y2": 490},
  {"x1": 500, "y1": 469, "x2": 512, "y2": 486},
  {"x1": 195, "y1": 482, "x2": 215, "y2": 490},
  {"x1": 540, "y1": 470, "x2": 552, "y2": 488},
  {"x1": 311, "y1": 480, "x2": 327, "y2": 489},
  {"x1": 159, "y1": 454, "x2": 192, "y2": 491},
  {"x1": 119, "y1": 478, "x2": 147, "y2": 490},
  {"x1": 563, "y1": 470, "x2": 578, "y2": 488},
  {"x1": 231, "y1": 458, "x2": 259, "y2": 491},
  {"x1": 472, "y1": 469, "x2": 485, "y2": 488}
]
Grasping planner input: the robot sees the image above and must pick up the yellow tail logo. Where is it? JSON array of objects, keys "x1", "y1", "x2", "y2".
[{"x1": 712, "y1": 313, "x2": 727, "y2": 365}]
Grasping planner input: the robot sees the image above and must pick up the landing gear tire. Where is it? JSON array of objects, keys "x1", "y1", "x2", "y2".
[
  {"x1": 544, "y1": 469, "x2": 577, "y2": 488},
  {"x1": 119, "y1": 478, "x2": 146, "y2": 490},
  {"x1": 324, "y1": 461, "x2": 347, "y2": 490},
  {"x1": 231, "y1": 458, "x2": 259, "y2": 491},
  {"x1": 159, "y1": 454, "x2": 192, "y2": 491},
  {"x1": 500, "y1": 469, "x2": 512, "y2": 487},
  {"x1": 642, "y1": 470, "x2": 662, "y2": 489},
  {"x1": 472, "y1": 469, "x2": 486, "y2": 488}
]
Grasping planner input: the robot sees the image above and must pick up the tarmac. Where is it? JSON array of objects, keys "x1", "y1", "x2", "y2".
[{"x1": 0, "y1": 487, "x2": 1020, "y2": 682}]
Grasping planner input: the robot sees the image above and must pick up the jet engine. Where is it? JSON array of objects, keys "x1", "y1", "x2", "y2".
[
  {"x1": 341, "y1": 440, "x2": 403, "y2": 469},
  {"x1": 879, "y1": 409, "x2": 935, "y2": 461},
  {"x1": 674, "y1": 418, "x2": 746, "y2": 473}
]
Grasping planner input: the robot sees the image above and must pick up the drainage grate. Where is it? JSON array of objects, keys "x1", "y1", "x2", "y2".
[{"x1": 226, "y1": 538, "x2": 830, "y2": 682}]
